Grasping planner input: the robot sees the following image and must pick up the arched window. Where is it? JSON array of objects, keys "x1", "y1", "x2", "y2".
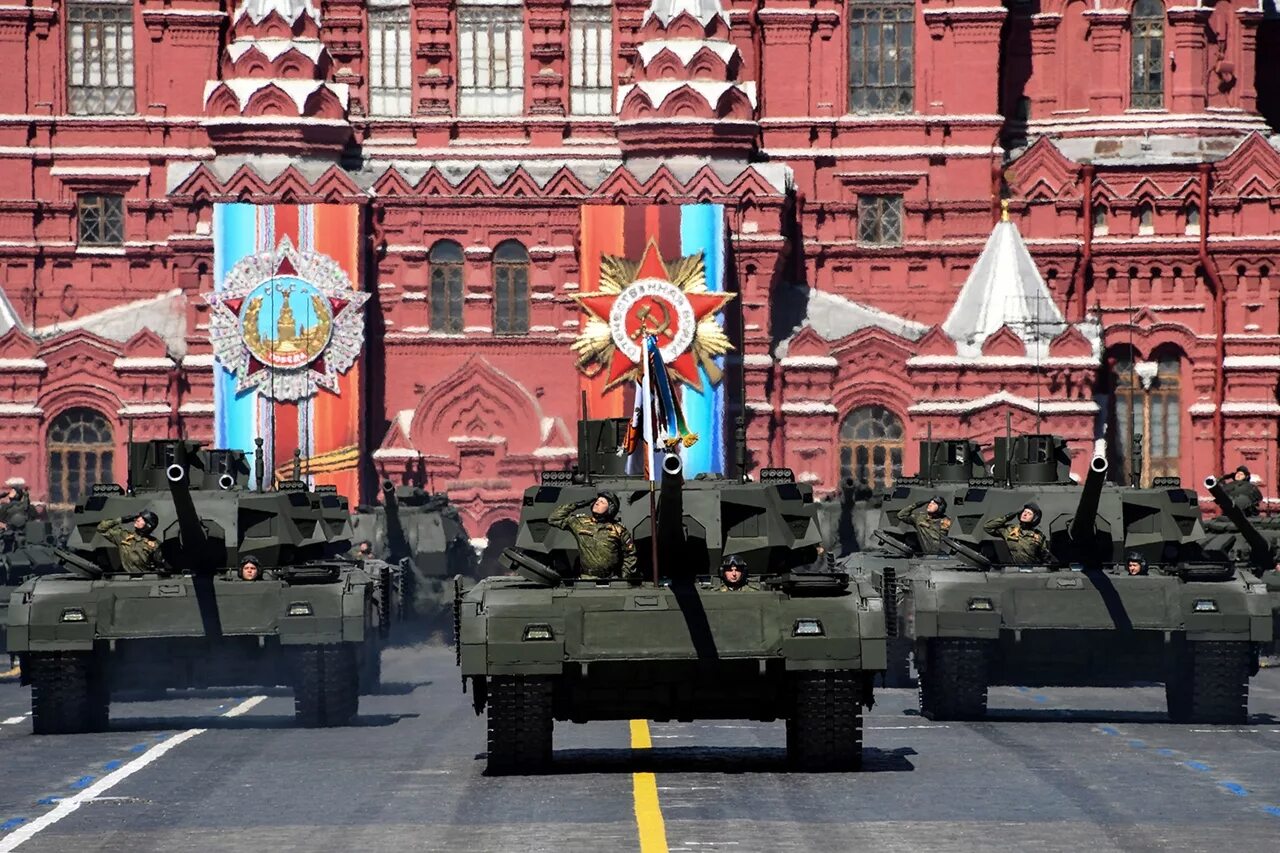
[
  {"x1": 1131, "y1": 0, "x2": 1165, "y2": 109},
  {"x1": 1138, "y1": 202, "x2": 1155, "y2": 235},
  {"x1": 1110, "y1": 349, "x2": 1181, "y2": 485},
  {"x1": 848, "y1": 0, "x2": 914, "y2": 114},
  {"x1": 47, "y1": 407, "x2": 114, "y2": 506},
  {"x1": 1184, "y1": 203, "x2": 1200, "y2": 235},
  {"x1": 1092, "y1": 204, "x2": 1109, "y2": 236},
  {"x1": 493, "y1": 240, "x2": 529, "y2": 335},
  {"x1": 429, "y1": 240, "x2": 464, "y2": 333},
  {"x1": 839, "y1": 405, "x2": 904, "y2": 490}
]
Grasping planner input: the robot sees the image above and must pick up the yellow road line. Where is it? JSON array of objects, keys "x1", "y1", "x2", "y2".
[{"x1": 630, "y1": 719, "x2": 669, "y2": 853}]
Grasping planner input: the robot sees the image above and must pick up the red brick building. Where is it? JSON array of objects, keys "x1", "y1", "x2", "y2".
[{"x1": 0, "y1": 0, "x2": 1277, "y2": 544}]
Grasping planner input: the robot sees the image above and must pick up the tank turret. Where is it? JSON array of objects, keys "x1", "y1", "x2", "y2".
[
  {"x1": 1206, "y1": 476, "x2": 1274, "y2": 573},
  {"x1": 993, "y1": 434, "x2": 1073, "y2": 485},
  {"x1": 381, "y1": 479, "x2": 410, "y2": 564}
]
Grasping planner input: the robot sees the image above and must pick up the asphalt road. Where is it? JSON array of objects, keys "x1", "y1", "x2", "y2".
[{"x1": 1, "y1": 649, "x2": 1278, "y2": 853}]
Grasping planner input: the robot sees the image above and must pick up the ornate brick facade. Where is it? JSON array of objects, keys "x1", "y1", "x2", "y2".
[{"x1": 0, "y1": 0, "x2": 1277, "y2": 543}]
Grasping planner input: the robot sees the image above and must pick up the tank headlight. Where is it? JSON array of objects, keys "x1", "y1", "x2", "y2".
[
  {"x1": 1193, "y1": 599, "x2": 1218, "y2": 613},
  {"x1": 287, "y1": 602, "x2": 314, "y2": 617},
  {"x1": 60, "y1": 607, "x2": 87, "y2": 623},
  {"x1": 1249, "y1": 583, "x2": 1268, "y2": 594},
  {"x1": 792, "y1": 618, "x2": 824, "y2": 637},
  {"x1": 968, "y1": 597, "x2": 994, "y2": 611},
  {"x1": 522, "y1": 624, "x2": 554, "y2": 641}
]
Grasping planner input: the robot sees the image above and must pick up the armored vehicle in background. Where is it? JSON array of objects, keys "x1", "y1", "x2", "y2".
[
  {"x1": 1203, "y1": 478, "x2": 1280, "y2": 645},
  {"x1": 900, "y1": 435, "x2": 1271, "y2": 723},
  {"x1": 5, "y1": 440, "x2": 378, "y2": 733},
  {"x1": 351, "y1": 481, "x2": 474, "y2": 635},
  {"x1": 1, "y1": 518, "x2": 64, "y2": 656},
  {"x1": 456, "y1": 417, "x2": 886, "y2": 774}
]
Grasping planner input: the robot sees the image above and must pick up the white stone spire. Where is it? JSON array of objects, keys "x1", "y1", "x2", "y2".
[
  {"x1": 236, "y1": 0, "x2": 319, "y2": 25},
  {"x1": 941, "y1": 207, "x2": 1066, "y2": 356},
  {"x1": 643, "y1": 0, "x2": 730, "y2": 27},
  {"x1": 0, "y1": 284, "x2": 20, "y2": 337}
]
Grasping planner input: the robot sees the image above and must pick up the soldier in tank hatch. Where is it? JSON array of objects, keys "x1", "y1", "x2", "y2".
[
  {"x1": 0, "y1": 483, "x2": 30, "y2": 550},
  {"x1": 353, "y1": 540, "x2": 373, "y2": 559},
  {"x1": 984, "y1": 502, "x2": 1053, "y2": 565},
  {"x1": 548, "y1": 490, "x2": 637, "y2": 580},
  {"x1": 238, "y1": 554, "x2": 262, "y2": 581},
  {"x1": 896, "y1": 495, "x2": 953, "y2": 555},
  {"x1": 1220, "y1": 465, "x2": 1263, "y2": 515},
  {"x1": 96, "y1": 510, "x2": 167, "y2": 575},
  {"x1": 718, "y1": 554, "x2": 749, "y2": 591},
  {"x1": 1126, "y1": 552, "x2": 1149, "y2": 576}
]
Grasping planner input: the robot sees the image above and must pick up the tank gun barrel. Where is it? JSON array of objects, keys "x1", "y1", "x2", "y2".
[
  {"x1": 1206, "y1": 476, "x2": 1272, "y2": 570},
  {"x1": 382, "y1": 479, "x2": 410, "y2": 562},
  {"x1": 1068, "y1": 455, "x2": 1109, "y2": 545},
  {"x1": 165, "y1": 460, "x2": 212, "y2": 572},
  {"x1": 657, "y1": 454, "x2": 685, "y2": 578}
]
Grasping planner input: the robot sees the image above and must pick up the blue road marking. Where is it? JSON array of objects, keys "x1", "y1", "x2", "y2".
[
  {"x1": 1219, "y1": 782, "x2": 1248, "y2": 797},
  {"x1": 36, "y1": 797, "x2": 58, "y2": 806},
  {"x1": 1155, "y1": 748, "x2": 1176, "y2": 757},
  {"x1": 1032, "y1": 695, "x2": 1048, "y2": 703},
  {"x1": 0, "y1": 818, "x2": 26, "y2": 831},
  {"x1": 1016, "y1": 686, "x2": 1030, "y2": 693},
  {"x1": 103, "y1": 760, "x2": 122, "y2": 772},
  {"x1": 1185, "y1": 761, "x2": 1211, "y2": 772},
  {"x1": 69, "y1": 776, "x2": 94, "y2": 790},
  {"x1": 1128, "y1": 739, "x2": 1145, "y2": 749},
  {"x1": 129, "y1": 743, "x2": 147, "y2": 753},
  {"x1": 1098, "y1": 725, "x2": 1120, "y2": 736},
  {"x1": 1264, "y1": 806, "x2": 1280, "y2": 818}
]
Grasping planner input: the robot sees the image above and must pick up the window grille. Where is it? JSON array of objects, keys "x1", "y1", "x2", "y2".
[
  {"x1": 458, "y1": 6, "x2": 524, "y2": 116},
  {"x1": 1131, "y1": 0, "x2": 1165, "y2": 109},
  {"x1": 77, "y1": 194, "x2": 125, "y2": 246},
  {"x1": 369, "y1": 7, "x2": 413, "y2": 116},
  {"x1": 493, "y1": 241, "x2": 529, "y2": 335},
  {"x1": 857, "y1": 195, "x2": 903, "y2": 246},
  {"x1": 848, "y1": 1, "x2": 914, "y2": 114},
  {"x1": 569, "y1": 4, "x2": 613, "y2": 115},
  {"x1": 430, "y1": 240, "x2": 465, "y2": 333},
  {"x1": 67, "y1": 2, "x2": 135, "y2": 115},
  {"x1": 839, "y1": 406, "x2": 904, "y2": 490},
  {"x1": 48, "y1": 407, "x2": 115, "y2": 506}
]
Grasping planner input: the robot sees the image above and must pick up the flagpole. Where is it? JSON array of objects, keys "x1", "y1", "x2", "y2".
[{"x1": 642, "y1": 333, "x2": 659, "y2": 585}]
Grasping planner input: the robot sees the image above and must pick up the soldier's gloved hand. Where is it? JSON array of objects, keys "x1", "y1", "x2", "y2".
[{"x1": 574, "y1": 498, "x2": 593, "y2": 509}]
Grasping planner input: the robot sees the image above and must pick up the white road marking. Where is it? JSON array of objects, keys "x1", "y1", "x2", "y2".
[
  {"x1": 0, "y1": 695, "x2": 265, "y2": 852},
  {"x1": 1, "y1": 715, "x2": 30, "y2": 725},
  {"x1": 867, "y1": 724, "x2": 950, "y2": 730}
]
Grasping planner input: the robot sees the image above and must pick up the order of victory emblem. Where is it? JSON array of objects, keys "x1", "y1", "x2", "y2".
[
  {"x1": 206, "y1": 237, "x2": 370, "y2": 402},
  {"x1": 571, "y1": 241, "x2": 735, "y2": 391}
]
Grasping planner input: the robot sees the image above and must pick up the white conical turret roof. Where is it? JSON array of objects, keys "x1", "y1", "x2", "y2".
[
  {"x1": 0, "y1": 283, "x2": 20, "y2": 336},
  {"x1": 644, "y1": 0, "x2": 730, "y2": 27},
  {"x1": 942, "y1": 211, "x2": 1066, "y2": 356}
]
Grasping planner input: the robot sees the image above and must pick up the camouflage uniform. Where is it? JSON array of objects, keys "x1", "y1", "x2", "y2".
[
  {"x1": 96, "y1": 519, "x2": 166, "y2": 575},
  {"x1": 983, "y1": 512, "x2": 1052, "y2": 565},
  {"x1": 548, "y1": 502, "x2": 637, "y2": 579},
  {"x1": 895, "y1": 500, "x2": 953, "y2": 555},
  {"x1": 1221, "y1": 469, "x2": 1263, "y2": 516},
  {"x1": 0, "y1": 491, "x2": 30, "y2": 550}
]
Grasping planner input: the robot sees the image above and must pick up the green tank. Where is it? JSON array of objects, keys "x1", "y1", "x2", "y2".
[
  {"x1": 455, "y1": 417, "x2": 886, "y2": 774},
  {"x1": 1, "y1": 517, "x2": 65, "y2": 656},
  {"x1": 1203, "y1": 477, "x2": 1280, "y2": 647},
  {"x1": 4, "y1": 440, "x2": 379, "y2": 733},
  {"x1": 896, "y1": 435, "x2": 1271, "y2": 723},
  {"x1": 350, "y1": 480, "x2": 475, "y2": 637}
]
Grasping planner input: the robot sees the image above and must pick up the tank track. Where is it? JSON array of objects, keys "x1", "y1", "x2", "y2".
[
  {"x1": 1166, "y1": 641, "x2": 1250, "y2": 725},
  {"x1": 293, "y1": 644, "x2": 359, "y2": 728},
  {"x1": 786, "y1": 671, "x2": 863, "y2": 772},
  {"x1": 28, "y1": 651, "x2": 108, "y2": 735},
  {"x1": 918, "y1": 638, "x2": 990, "y2": 721},
  {"x1": 486, "y1": 676, "x2": 554, "y2": 775}
]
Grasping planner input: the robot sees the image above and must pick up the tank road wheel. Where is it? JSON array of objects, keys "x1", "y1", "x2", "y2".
[
  {"x1": 28, "y1": 652, "x2": 104, "y2": 735},
  {"x1": 293, "y1": 644, "x2": 360, "y2": 728},
  {"x1": 1167, "y1": 641, "x2": 1250, "y2": 725},
  {"x1": 918, "y1": 639, "x2": 989, "y2": 721},
  {"x1": 486, "y1": 676, "x2": 554, "y2": 775},
  {"x1": 787, "y1": 671, "x2": 863, "y2": 772}
]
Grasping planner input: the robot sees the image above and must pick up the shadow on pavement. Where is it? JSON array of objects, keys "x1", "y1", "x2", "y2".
[
  {"x1": 113, "y1": 686, "x2": 293, "y2": 702},
  {"x1": 971, "y1": 708, "x2": 1279, "y2": 725},
  {"x1": 370, "y1": 680, "x2": 432, "y2": 696},
  {"x1": 105, "y1": 712, "x2": 419, "y2": 732},
  {"x1": 483, "y1": 745, "x2": 917, "y2": 775}
]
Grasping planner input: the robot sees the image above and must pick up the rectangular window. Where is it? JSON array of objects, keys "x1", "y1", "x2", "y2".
[
  {"x1": 458, "y1": 6, "x2": 524, "y2": 116},
  {"x1": 67, "y1": 2, "x2": 135, "y2": 115},
  {"x1": 857, "y1": 195, "x2": 903, "y2": 246},
  {"x1": 848, "y1": 2, "x2": 914, "y2": 114},
  {"x1": 77, "y1": 194, "x2": 125, "y2": 246},
  {"x1": 369, "y1": 7, "x2": 413, "y2": 116},
  {"x1": 569, "y1": 4, "x2": 613, "y2": 116}
]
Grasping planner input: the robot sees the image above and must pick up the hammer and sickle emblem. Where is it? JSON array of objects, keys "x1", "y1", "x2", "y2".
[{"x1": 629, "y1": 300, "x2": 675, "y2": 341}]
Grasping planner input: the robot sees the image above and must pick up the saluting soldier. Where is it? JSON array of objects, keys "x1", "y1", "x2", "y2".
[
  {"x1": 548, "y1": 490, "x2": 638, "y2": 580},
  {"x1": 983, "y1": 502, "x2": 1053, "y2": 565},
  {"x1": 1221, "y1": 465, "x2": 1263, "y2": 516},
  {"x1": 96, "y1": 511, "x2": 167, "y2": 575},
  {"x1": 0, "y1": 484, "x2": 31, "y2": 551},
  {"x1": 895, "y1": 495, "x2": 953, "y2": 555}
]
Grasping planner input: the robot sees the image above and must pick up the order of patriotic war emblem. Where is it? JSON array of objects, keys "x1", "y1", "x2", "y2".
[{"x1": 206, "y1": 237, "x2": 370, "y2": 402}]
